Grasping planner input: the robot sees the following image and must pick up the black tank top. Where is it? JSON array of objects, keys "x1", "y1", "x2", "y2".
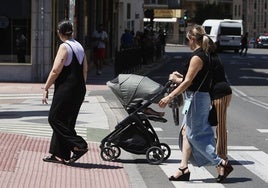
[{"x1": 183, "y1": 48, "x2": 211, "y2": 92}]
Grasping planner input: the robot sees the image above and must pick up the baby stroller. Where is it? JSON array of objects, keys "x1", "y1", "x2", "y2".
[{"x1": 100, "y1": 74, "x2": 172, "y2": 164}]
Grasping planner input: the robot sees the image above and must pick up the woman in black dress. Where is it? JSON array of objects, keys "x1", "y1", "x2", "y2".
[{"x1": 42, "y1": 20, "x2": 88, "y2": 164}]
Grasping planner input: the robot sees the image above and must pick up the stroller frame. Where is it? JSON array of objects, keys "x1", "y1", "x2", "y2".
[{"x1": 100, "y1": 81, "x2": 172, "y2": 165}]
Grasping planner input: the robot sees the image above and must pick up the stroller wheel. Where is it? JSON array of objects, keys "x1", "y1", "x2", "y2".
[
  {"x1": 100, "y1": 147, "x2": 115, "y2": 161},
  {"x1": 146, "y1": 146, "x2": 164, "y2": 165},
  {"x1": 159, "y1": 143, "x2": 171, "y2": 161},
  {"x1": 110, "y1": 145, "x2": 121, "y2": 159}
]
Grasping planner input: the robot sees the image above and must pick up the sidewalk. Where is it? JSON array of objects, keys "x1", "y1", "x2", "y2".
[{"x1": 0, "y1": 57, "x2": 167, "y2": 188}]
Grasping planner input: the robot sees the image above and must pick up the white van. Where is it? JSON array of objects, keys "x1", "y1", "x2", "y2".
[{"x1": 202, "y1": 19, "x2": 243, "y2": 53}]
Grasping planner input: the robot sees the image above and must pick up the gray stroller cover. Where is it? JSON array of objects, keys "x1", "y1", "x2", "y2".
[{"x1": 107, "y1": 74, "x2": 164, "y2": 109}]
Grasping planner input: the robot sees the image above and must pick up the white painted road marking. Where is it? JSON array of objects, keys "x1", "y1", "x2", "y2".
[{"x1": 160, "y1": 145, "x2": 268, "y2": 187}]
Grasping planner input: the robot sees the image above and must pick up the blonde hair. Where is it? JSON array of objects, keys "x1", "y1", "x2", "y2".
[{"x1": 187, "y1": 24, "x2": 216, "y2": 54}]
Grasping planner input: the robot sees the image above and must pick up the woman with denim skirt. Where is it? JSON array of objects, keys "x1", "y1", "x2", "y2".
[{"x1": 158, "y1": 24, "x2": 233, "y2": 183}]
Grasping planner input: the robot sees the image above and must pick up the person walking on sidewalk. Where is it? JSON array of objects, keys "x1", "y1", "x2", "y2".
[
  {"x1": 42, "y1": 20, "x2": 88, "y2": 164},
  {"x1": 92, "y1": 24, "x2": 108, "y2": 75},
  {"x1": 158, "y1": 24, "x2": 233, "y2": 183}
]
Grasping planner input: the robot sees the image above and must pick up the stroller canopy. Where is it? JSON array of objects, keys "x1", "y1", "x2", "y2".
[{"x1": 107, "y1": 74, "x2": 163, "y2": 108}]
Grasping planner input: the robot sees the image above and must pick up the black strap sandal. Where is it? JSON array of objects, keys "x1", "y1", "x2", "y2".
[
  {"x1": 43, "y1": 155, "x2": 66, "y2": 164},
  {"x1": 68, "y1": 148, "x2": 88, "y2": 163},
  {"x1": 217, "y1": 161, "x2": 233, "y2": 183},
  {"x1": 169, "y1": 167, "x2": 190, "y2": 181}
]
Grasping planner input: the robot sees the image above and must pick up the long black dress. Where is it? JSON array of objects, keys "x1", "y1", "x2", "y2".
[{"x1": 48, "y1": 43, "x2": 87, "y2": 160}]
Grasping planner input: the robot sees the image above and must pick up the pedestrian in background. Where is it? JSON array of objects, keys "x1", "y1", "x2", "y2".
[
  {"x1": 209, "y1": 54, "x2": 232, "y2": 160},
  {"x1": 120, "y1": 29, "x2": 134, "y2": 50},
  {"x1": 16, "y1": 30, "x2": 27, "y2": 63},
  {"x1": 42, "y1": 20, "x2": 88, "y2": 164},
  {"x1": 240, "y1": 32, "x2": 248, "y2": 56},
  {"x1": 158, "y1": 24, "x2": 233, "y2": 183},
  {"x1": 92, "y1": 24, "x2": 108, "y2": 75}
]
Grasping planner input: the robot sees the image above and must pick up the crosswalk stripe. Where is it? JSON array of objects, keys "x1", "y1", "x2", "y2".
[
  {"x1": 257, "y1": 129, "x2": 268, "y2": 133},
  {"x1": 160, "y1": 145, "x2": 224, "y2": 187},
  {"x1": 0, "y1": 94, "x2": 43, "y2": 100},
  {"x1": 160, "y1": 145, "x2": 268, "y2": 186},
  {"x1": 0, "y1": 124, "x2": 87, "y2": 138},
  {"x1": 153, "y1": 127, "x2": 163, "y2": 131},
  {"x1": 229, "y1": 149, "x2": 268, "y2": 183}
]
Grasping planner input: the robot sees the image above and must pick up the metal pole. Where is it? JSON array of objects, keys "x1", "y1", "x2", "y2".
[{"x1": 183, "y1": 20, "x2": 186, "y2": 45}]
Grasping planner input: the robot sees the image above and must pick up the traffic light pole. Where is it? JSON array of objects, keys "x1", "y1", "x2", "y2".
[
  {"x1": 183, "y1": 10, "x2": 187, "y2": 45},
  {"x1": 183, "y1": 21, "x2": 186, "y2": 45}
]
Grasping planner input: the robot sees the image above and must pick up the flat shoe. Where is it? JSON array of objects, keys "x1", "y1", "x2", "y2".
[
  {"x1": 43, "y1": 155, "x2": 65, "y2": 164},
  {"x1": 69, "y1": 148, "x2": 88, "y2": 163}
]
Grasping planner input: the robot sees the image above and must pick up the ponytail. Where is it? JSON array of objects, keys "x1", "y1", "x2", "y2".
[
  {"x1": 202, "y1": 35, "x2": 216, "y2": 54},
  {"x1": 187, "y1": 24, "x2": 216, "y2": 54}
]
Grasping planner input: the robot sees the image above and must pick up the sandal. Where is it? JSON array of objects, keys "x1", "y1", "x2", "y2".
[
  {"x1": 68, "y1": 148, "x2": 88, "y2": 163},
  {"x1": 169, "y1": 167, "x2": 190, "y2": 181},
  {"x1": 217, "y1": 161, "x2": 233, "y2": 183},
  {"x1": 43, "y1": 155, "x2": 66, "y2": 164}
]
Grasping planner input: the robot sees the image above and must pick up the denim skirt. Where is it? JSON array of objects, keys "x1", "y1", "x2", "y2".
[{"x1": 179, "y1": 91, "x2": 222, "y2": 167}]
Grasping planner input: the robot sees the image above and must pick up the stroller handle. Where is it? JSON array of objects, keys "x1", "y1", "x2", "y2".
[{"x1": 164, "y1": 80, "x2": 173, "y2": 88}]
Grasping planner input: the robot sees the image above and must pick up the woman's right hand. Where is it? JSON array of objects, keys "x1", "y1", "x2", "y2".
[{"x1": 169, "y1": 71, "x2": 183, "y2": 83}]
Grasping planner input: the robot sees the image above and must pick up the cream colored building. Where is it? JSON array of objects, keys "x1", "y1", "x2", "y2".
[
  {"x1": 0, "y1": 0, "x2": 144, "y2": 82},
  {"x1": 233, "y1": 0, "x2": 268, "y2": 38}
]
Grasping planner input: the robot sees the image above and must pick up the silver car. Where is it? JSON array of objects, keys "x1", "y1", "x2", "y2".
[{"x1": 256, "y1": 35, "x2": 268, "y2": 48}]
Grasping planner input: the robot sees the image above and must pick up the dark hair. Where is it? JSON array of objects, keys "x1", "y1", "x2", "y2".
[{"x1": 57, "y1": 20, "x2": 73, "y2": 36}]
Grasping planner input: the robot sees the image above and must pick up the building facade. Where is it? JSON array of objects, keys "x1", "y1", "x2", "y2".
[
  {"x1": 0, "y1": 0, "x2": 144, "y2": 82},
  {"x1": 233, "y1": 0, "x2": 268, "y2": 38},
  {"x1": 1, "y1": 0, "x2": 267, "y2": 82}
]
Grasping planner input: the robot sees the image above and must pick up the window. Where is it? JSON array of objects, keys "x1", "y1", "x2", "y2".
[
  {"x1": 265, "y1": 12, "x2": 267, "y2": 28},
  {"x1": 0, "y1": 0, "x2": 31, "y2": 64},
  {"x1": 220, "y1": 27, "x2": 241, "y2": 36},
  {"x1": 234, "y1": 5, "x2": 237, "y2": 16},
  {"x1": 204, "y1": 26, "x2": 212, "y2": 35},
  {"x1": 127, "y1": 3, "x2": 131, "y2": 19}
]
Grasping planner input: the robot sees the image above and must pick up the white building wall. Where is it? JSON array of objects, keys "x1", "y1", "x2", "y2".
[{"x1": 117, "y1": 0, "x2": 144, "y2": 50}]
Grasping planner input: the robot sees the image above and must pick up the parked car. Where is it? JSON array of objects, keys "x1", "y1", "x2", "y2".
[{"x1": 256, "y1": 34, "x2": 268, "y2": 48}]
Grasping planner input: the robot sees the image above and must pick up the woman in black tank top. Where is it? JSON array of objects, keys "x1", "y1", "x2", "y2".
[{"x1": 158, "y1": 24, "x2": 233, "y2": 183}]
